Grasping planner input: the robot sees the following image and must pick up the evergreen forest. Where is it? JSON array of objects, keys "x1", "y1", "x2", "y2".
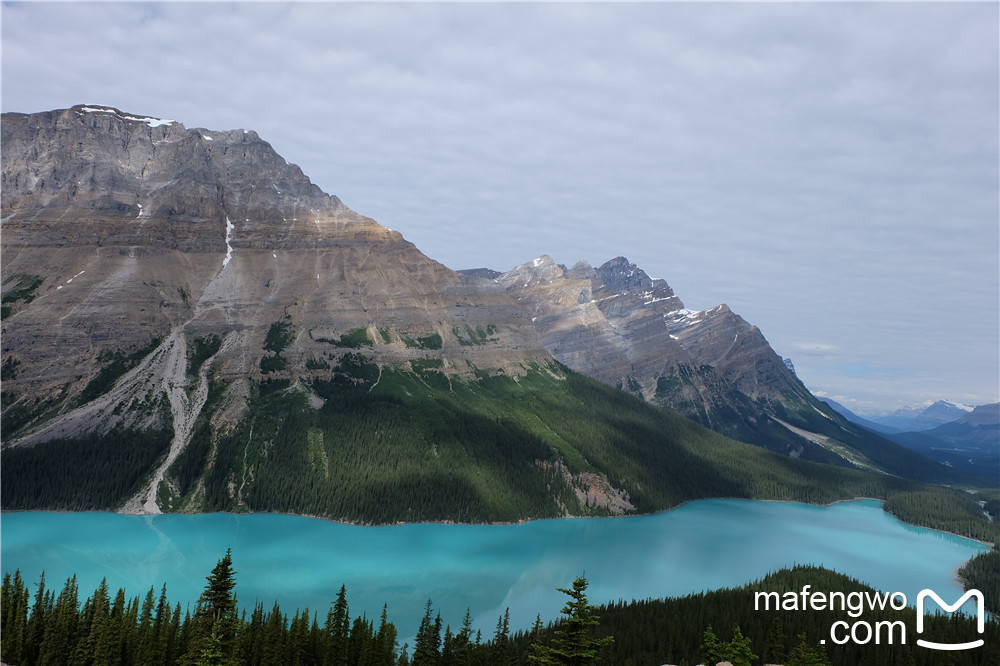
[{"x1": 3, "y1": 554, "x2": 998, "y2": 666}]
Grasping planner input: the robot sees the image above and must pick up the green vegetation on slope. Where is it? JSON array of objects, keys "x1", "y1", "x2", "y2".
[
  {"x1": 170, "y1": 356, "x2": 921, "y2": 524},
  {"x1": 884, "y1": 489, "x2": 1000, "y2": 546},
  {"x1": 1, "y1": 273, "x2": 43, "y2": 319},
  {"x1": 187, "y1": 334, "x2": 222, "y2": 378},
  {"x1": 959, "y1": 549, "x2": 1000, "y2": 615},
  {"x1": 1, "y1": 428, "x2": 172, "y2": 510},
  {"x1": 75, "y1": 338, "x2": 163, "y2": 406},
  {"x1": 260, "y1": 320, "x2": 294, "y2": 374},
  {"x1": 6, "y1": 349, "x2": 996, "y2": 544},
  {"x1": 651, "y1": 363, "x2": 971, "y2": 486},
  {"x1": 318, "y1": 326, "x2": 374, "y2": 348}
]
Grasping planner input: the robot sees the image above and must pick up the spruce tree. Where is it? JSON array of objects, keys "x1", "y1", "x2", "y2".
[
  {"x1": 726, "y1": 625, "x2": 756, "y2": 666},
  {"x1": 450, "y1": 608, "x2": 474, "y2": 666},
  {"x1": 490, "y1": 607, "x2": 511, "y2": 665},
  {"x1": 24, "y1": 570, "x2": 50, "y2": 664},
  {"x1": 373, "y1": 603, "x2": 398, "y2": 665},
  {"x1": 137, "y1": 586, "x2": 157, "y2": 663},
  {"x1": 260, "y1": 601, "x2": 287, "y2": 664},
  {"x1": 440, "y1": 624, "x2": 456, "y2": 665},
  {"x1": 699, "y1": 626, "x2": 725, "y2": 666},
  {"x1": 762, "y1": 617, "x2": 787, "y2": 665},
  {"x1": 327, "y1": 584, "x2": 351, "y2": 665},
  {"x1": 1, "y1": 570, "x2": 29, "y2": 664},
  {"x1": 786, "y1": 633, "x2": 831, "y2": 666},
  {"x1": 412, "y1": 599, "x2": 442, "y2": 666},
  {"x1": 528, "y1": 575, "x2": 612, "y2": 665},
  {"x1": 197, "y1": 627, "x2": 226, "y2": 666},
  {"x1": 184, "y1": 548, "x2": 239, "y2": 665},
  {"x1": 40, "y1": 575, "x2": 80, "y2": 666}
]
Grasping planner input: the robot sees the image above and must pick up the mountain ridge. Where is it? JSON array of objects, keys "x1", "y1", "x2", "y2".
[
  {"x1": 488, "y1": 254, "x2": 951, "y2": 480},
  {"x1": 1, "y1": 105, "x2": 977, "y2": 523}
]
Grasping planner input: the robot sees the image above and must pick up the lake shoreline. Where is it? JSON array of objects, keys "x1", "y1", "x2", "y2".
[{"x1": 4, "y1": 494, "x2": 994, "y2": 548}]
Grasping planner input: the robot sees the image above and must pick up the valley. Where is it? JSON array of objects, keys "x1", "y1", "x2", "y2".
[{"x1": 1, "y1": 102, "x2": 998, "y2": 666}]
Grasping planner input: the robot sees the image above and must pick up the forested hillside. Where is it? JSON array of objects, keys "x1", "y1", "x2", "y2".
[{"x1": 4, "y1": 359, "x2": 923, "y2": 524}]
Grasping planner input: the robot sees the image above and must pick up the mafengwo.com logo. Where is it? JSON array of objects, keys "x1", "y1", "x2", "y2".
[
  {"x1": 754, "y1": 585, "x2": 987, "y2": 650},
  {"x1": 916, "y1": 590, "x2": 985, "y2": 651}
]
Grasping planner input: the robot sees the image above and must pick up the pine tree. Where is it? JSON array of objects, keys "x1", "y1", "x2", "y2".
[
  {"x1": 39, "y1": 574, "x2": 80, "y2": 666},
  {"x1": 373, "y1": 604, "x2": 398, "y2": 666},
  {"x1": 327, "y1": 584, "x2": 351, "y2": 665},
  {"x1": 441, "y1": 624, "x2": 457, "y2": 666},
  {"x1": 24, "y1": 570, "x2": 51, "y2": 664},
  {"x1": 237, "y1": 601, "x2": 266, "y2": 665},
  {"x1": 197, "y1": 627, "x2": 226, "y2": 666},
  {"x1": 725, "y1": 625, "x2": 756, "y2": 666},
  {"x1": 699, "y1": 626, "x2": 725, "y2": 666},
  {"x1": 73, "y1": 577, "x2": 110, "y2": 663},
  {"x1": 153, "y1": 586, "x2": 175, "y2": 666},
  {"x1": 349, "y1": 613, "x2": 375, "y2": 665},
  {"x1": 449, "y1": 608, "x2": 474, "y2": 666},
  {"x1": 786, "y1": 633, "x2": 831, "y2": 666},
  {"x1": 136, "y1": 587, "x2": 157, "y2": 665},
  {"x1": 260, "y1": 601, "x2": 287, "y2": 665},
  {"x1": 528, "y1": 575, "x2": 613, "y2": 665},
  {"x1": 490, "y1": 607, "x2": 511, "y2": 665},
  {"x1": 412, "y1": 599, "x2": 441, "y2": 666},
  {"x1": 762, "y1": 617, "x2": 787, "y2": 665},
  {"x1": 184, "y1": 548, "x2": 239, "y2": 665},
  {"x1": 1, "y1": 570, "x2": 29, "y2": 664}
]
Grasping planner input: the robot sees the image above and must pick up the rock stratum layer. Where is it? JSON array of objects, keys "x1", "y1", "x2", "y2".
[
  {"x1": 488, "y1": 255, "x2": 825, "y2": 457},
  {"x1": 2, "y1": 105, "x2": 548, "y2": 427}
]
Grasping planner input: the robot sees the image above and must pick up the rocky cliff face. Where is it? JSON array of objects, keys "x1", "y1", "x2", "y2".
[
  {"x1": 2, "y1": 105, "x2": 549, "y2": 450},
  {"x1": 490, "y1": 255, "x2": 856, "y2": 458}
]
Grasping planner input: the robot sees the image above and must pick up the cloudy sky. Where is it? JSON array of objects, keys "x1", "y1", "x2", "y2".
[{"x1": 3, "y1": 1, "x2": 997, "y2": 414}]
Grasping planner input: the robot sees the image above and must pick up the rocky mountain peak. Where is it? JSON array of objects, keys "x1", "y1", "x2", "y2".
[
  {"x1": 498, "y1": 253, "x2": 829, "y2": 457},
  {"x1": 595, "y1": 256, "x2": 654, "y2": 294},
  {"x1": 565, "y1": 260, "x2": 596, "y2": 280},
  {"x1": 1, "y1": 104, "x2": 392, "y2": 255},
  {"x1": 1, "y1": 106, "x2": 551, "y2": 451},
  {"x1": 496, "y1": 255, "x2": 566, "y2": 289}
]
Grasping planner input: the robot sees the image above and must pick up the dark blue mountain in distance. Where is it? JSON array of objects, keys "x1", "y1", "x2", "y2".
[{"x1": 821, "y1": 398, "x2": 998, "y2": 482}]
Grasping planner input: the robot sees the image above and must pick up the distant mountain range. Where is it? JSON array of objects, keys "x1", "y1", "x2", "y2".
[
  {"x1": 821, "y1": 398, "x2": 998, "y2": 481},
  {"x1": 0, "y1": 105, "x2": 983, "y2": 522},
  {"x1": 871, "y1": 400, "x2": 973, "y2": 433}
]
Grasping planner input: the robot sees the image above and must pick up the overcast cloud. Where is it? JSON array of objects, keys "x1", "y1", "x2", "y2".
[{"x1": 2, "y1": 1, "x2": 997, "y2": 413}]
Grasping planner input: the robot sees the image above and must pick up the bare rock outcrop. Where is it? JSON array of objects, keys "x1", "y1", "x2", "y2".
[
  {"x1": 499, "y1": 255, "x2": 830, "y2": 457},
  {"x1": 1, "y1": 106, "x2": 550, "y2": 449}
]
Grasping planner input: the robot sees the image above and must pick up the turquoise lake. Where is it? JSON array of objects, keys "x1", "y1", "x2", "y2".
[{"x1": 1, "y1": 499, "x2": 988, "y2": 642}]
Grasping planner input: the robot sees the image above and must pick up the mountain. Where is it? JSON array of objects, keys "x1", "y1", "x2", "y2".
[
  {"x1": 885, "y1": 403, "x2": 999, "y2": 481},
  {"x1": 866, "y1": 400, "x2": 974, "y2": 432},
  {"x1": 482, "y1": 255, "x2": 951, "y2": 480},
  {"x1": 2, "y1": 104, "x2": 548, "y2": 434},
  {"x1": 0, "y1": 106, "x2": 963, "y2": 522},
  {"x1": 821, "y1": 397, "x2": 997, "y2": 481}
]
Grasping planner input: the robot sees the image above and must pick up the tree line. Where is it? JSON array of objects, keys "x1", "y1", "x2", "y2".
[
  {"x1": 0, "y1": 552, "x2": 612, "y2": 666},
  {"x1": 4, "y1": 555, "x2": 997, "y2": 666}
]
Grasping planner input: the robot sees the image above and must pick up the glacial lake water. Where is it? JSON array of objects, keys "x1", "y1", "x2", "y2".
[{"x1": 1, "y1": 499, "x2": 989, "y2": 642}]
